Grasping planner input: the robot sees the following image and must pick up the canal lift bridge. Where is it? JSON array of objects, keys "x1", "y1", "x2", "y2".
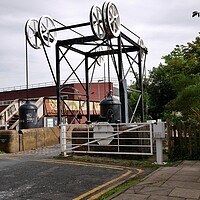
[{"x1": 25, "y1": 1, "x2": 148, "y2": 125}]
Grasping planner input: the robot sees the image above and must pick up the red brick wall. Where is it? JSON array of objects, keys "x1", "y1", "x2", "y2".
[
  {"x1": 0, "y1": 86, "x2": 57, "y2": 101},
  {"x1": 0, "y1": 82, "x2": 114, "y2": 104},
  {"x1": 72, "y1": 82, "x2": 113, "y2": 101}
]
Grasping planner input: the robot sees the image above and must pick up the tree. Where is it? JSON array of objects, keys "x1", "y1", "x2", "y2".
[
  {"x1": 192, "y1": 11, "x2": 200, "y2": 17},
  {"x1": 147, "y1": 35, "x2": 200, "y2": 121},
  {"x1": 128, "y1": 78, "x2": 149, "y2": 121},
  {"x1": 147, "y1": 64, "x2": 177, "y2": 119}
]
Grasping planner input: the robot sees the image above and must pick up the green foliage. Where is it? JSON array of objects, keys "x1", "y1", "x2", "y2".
[
  {"x1": 174, "y1": 83, "x2": 200, "y2": 118},
  {"x1": 97, "y1": 178, "x2": 143, "y2": 200},
  {"x1": 128, "y1": 79, "x2": 150, "y2": 121},
  {"x1": 147, "y1": 63, "x2": 177, "y2": 119},
  {"x1": 0, "y1": 150, "x2": 5, "y2": 154},
  {"x1": 145, "y1": 34, "x2": 200, "y2": 121}
]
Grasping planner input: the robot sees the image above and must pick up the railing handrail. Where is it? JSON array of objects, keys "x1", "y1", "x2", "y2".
[
  {"x1": 0, "y1": 99, "x2": 19, "y2": 116},
  {"x1": 0, "y1": 77, "x2": 119, "y2": 92}
]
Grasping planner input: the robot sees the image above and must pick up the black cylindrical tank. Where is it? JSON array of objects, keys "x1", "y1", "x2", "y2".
[
  {"x1": 100, "y1": 93, "x2": 121, "y2": 123},
  {"x1": 19, "y1": 101, "x2": 38, "y2": 129}
]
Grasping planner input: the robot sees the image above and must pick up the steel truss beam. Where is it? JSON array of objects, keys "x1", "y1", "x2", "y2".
[{"x1": 55, "y1": 25, "x2": 147, "y2": 125}]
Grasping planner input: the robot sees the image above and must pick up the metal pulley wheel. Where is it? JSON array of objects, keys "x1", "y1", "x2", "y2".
[
  {"x1": 139, "y1": 39, "x2": 145, "y2": 49},
  {"x1": 25, "y1": 18, "x2": 41, "y2": 49},
  {"x1": 96, "y1": 46, "x2": 104, "y2": 66},
  {"x1": 102, "y1": 1, "x2": 121, "y2": 38},
  {"x1": 90, "y1": 5, "x2": 106, "y2": 40},
  {"x1": 139, "y1": 39, "x2": 146, "y2": 59},
  {"x1": 38, "y1": 15, "x2": 57, "y2": 47}
]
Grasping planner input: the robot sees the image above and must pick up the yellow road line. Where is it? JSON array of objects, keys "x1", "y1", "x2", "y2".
[
  {"x1": 34, "y1": 159, "x2": 124, "y2": 170},
  {"x1": 73, "y1": 170, "x2": 132, "y2": 200},
  {"x1": 0, "y1": 156, "x2": 19, "y2": 160},
  {"x1": 34, "y1": 158, "x2": 144, "y2": 199},
  {"x1": 88, "y1": 168, "x2": 144, "y2": 200}
]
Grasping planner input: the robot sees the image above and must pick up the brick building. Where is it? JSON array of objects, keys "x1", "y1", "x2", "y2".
[{"x1": 0, "y1": 82, "x2": 116, "y2": 129}]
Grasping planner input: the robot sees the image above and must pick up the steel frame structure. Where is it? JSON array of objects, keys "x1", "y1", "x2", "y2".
[
  {"x1": 55, "y1": 22, "x2": 148, "y2": 125},
  {"x1": 24, "y1": 2, "x2": 148, "y2": 125}
]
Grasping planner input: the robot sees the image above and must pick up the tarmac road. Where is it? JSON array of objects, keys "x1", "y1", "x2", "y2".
[{"x1": 0, "y1": 146, "x2": 142, "y2": 200}]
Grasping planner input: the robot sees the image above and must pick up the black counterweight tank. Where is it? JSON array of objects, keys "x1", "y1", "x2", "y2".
[
  {"x1": 19, "y1": 101, "x2": 38, "y2": 129},
  {"x1": 100, "y1": 93, "x2": 121, "y2": 123}
]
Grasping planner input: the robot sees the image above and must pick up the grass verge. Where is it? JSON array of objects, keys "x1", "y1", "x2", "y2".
[
  {"x1": 54, "y1": 154, "x2": 177, "y2": 168},
  {"x1": 0, "y1": 150, "x2": 5, "y2": 154},
  {"x1": 97, "y1": 177, "x2": 143, "y2": 200}
]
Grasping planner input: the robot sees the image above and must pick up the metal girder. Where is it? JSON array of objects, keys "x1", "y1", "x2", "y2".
[
  {"x1": 61, "y1": 44, "x2": 86, "y2": 56},
  {"x1": 50, "y1": 22, "x2": 91, "y2": 33},
  {"x1": 121, "y1": 32, "x2": 148, "y2": 54},
  {"x1": 87, "y1": 46, "x2": 139, "y2": 58},
  {"x1": 57, "y1": 35, "x2": 98, "y2": 46}
]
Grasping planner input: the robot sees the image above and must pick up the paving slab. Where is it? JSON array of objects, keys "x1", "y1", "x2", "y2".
[
  {"x1": 193, "y1": 161, "x2": 200, "y2": 167},
  {"x1": 137, "y1": 180, "x2": 164, "y2": 187},
  {"x1": 168, "y1": 174, "x2": 199, "y2": 182},
  {"x1": 176, "y1": 169, "x2": 200, "y2": 176},
  {"x1": 179, "y1": 166, "x2": 200, "y2": 173},
  {"x1": 111, "y1": 160, "x2": 200, "y2": 200},
  {"x1": 180, "y1": 160, "x2": 197, "y2": 166},
  {"x1": 162, "y1": 180, "x2": 200, "y2": 190},
  {"x1": 113, "y1": 193, "x2": 149, "y2": 200},
  {"x1": 148, "y1": 195, "x2": 185, "y2": 200},
  {"x1": 169, "y1": 187, "x2": 200, "y2": 199},
  {"x1": 137, "y1": 186, "x2": 172, "y2": 196}
]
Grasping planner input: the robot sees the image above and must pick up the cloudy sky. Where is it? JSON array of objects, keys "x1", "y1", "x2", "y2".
[{"x1": 0, "y1": 0, "x2": 199, "y2": 89}]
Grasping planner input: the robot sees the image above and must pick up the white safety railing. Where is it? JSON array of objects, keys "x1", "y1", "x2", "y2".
[
  {"x1": 0, "y1": 99, "x2": 21, "y2": 129},
  {"x1": 60, "y1": 122, "x2": 153, "y2": 156},
  {"x1": 35, "y1": 97, "x2": 44, "y2": 119}
]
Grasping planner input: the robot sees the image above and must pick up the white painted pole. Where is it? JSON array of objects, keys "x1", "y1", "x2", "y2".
[
  {"x1": 156, "y1": 138, "x2": 163, "y2": 164},
  {"x1": 153, "y1": 120, "x2": 165, "y2": 165},
  {"x1": 60, "y1": 124, "x2": 66, "y2": 157}
]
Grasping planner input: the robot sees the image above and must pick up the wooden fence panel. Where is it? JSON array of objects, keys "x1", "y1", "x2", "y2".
[{"x1": 167, "y1": 122, "x2": 200, "y2": 160}]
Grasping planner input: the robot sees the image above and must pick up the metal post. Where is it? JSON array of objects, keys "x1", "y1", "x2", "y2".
[
  {"x1": 60, "y1": 124, "x2": 67, "y2": 157},
  {"x1": 85, "y1": 56, "x2": 90, "y2": 122},
  {"x1": 56, "y1": 43, "x2": 61, "y2": 126},
  {"x1": 117, "y1": 123, "x2": 119, "y2": 152},
  {"x1": 153, "y1": 120, "x2": 165, "y2": 164},
  {"x1": 25, "y1": 39, "x2": 29, "y2": 100},
  {"x1": 98, "y1": 80, "x2": 103, "y2": 101},
  {"x1": 156, "y1": 138, "x2": 163, "y2": 164},
  {"x1": 138, "y1": 51, "x2": 144, "y2": 122},
  {"x1": 118, "y1": 34, "x2": 128, "y2": 123}
]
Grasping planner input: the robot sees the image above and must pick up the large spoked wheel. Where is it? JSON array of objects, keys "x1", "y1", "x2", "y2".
[
  {"x1": 96, "y1": 46, "x2": 104, "y2": 66},
  {"x1": 90, "y1": 5, "x2": 106, "y2": 40},
  {"x1": 38, "y1": 15, "x2": 57, "y2": 47},
  {"x1": 102, "y1": 1, "x2": 120, "y2": 38},
  {"x1": 25, "y1": 18, "x2": 41, "y2": 49}
]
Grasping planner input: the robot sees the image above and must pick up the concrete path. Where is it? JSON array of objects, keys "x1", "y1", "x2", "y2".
[{"x1": 111, "y1": 160, "x2": 200, "y2": 200}]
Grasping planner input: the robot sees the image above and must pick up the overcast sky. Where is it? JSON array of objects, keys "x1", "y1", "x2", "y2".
[{"x1": 0, "y1": 0, "x2": 199, "y2": 89}]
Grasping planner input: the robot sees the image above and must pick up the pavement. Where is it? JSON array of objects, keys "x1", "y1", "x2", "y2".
[{"x1": 110, "y1": 160, "x2": 200, "y2": 200}]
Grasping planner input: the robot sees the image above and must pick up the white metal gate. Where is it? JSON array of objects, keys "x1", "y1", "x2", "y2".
[{"x1": 60, "y1": 122, "x2": 153, "y2": 156}]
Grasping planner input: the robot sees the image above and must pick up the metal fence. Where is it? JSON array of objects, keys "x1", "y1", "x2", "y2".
[{"x1": 60, "y1": 122, "x2": 153, "y2": 156}]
